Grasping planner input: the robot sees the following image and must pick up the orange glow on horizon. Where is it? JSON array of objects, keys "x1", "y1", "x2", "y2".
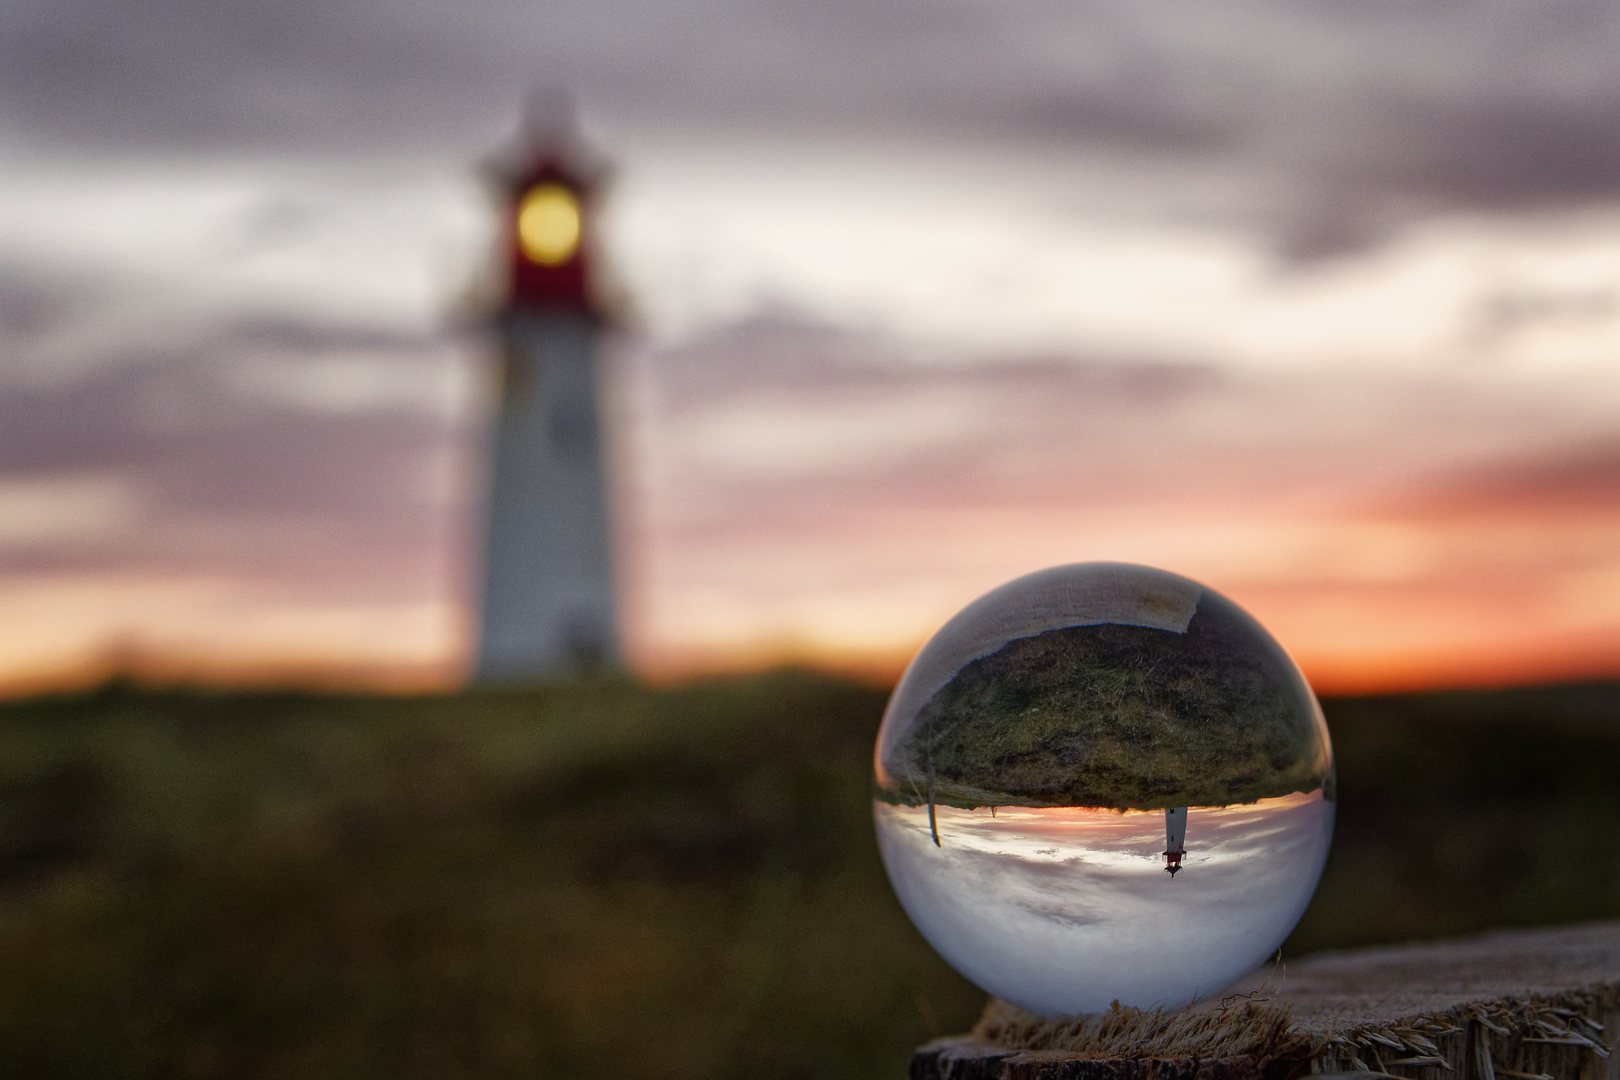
[
  {"x1": 624, "y1": 636, "x2": 1620, "y2": 699},
  {"x1": 1, "y1": 625, "x2": 1615, "y2": 702},
  {"x1": 1, "y1": 564, "x2": 1616, "y2": 702},
  {"x1": 2, "y1": 478, "x2": 1617, "y2": 702}
]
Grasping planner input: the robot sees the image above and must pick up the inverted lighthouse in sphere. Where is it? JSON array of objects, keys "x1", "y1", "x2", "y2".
[
  {"x1": 1164, "y1": 806, "x2": 1188, "y2": 877},
  {"x1": 475, "y1": 112, "x2": 619, "y2": 680}
]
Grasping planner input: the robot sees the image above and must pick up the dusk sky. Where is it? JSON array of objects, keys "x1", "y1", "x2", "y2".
[{"x1": 3, "y1": 0, "x2": 1620, "y2": 692}]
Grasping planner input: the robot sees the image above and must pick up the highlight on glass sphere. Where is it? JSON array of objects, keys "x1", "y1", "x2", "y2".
[{"x1": 872, "y1": 562, "x2": 1334, "y2": 1018}]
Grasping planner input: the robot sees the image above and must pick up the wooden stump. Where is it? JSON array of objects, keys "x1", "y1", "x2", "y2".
[{"x1": 912, "y1": 922, "x2": 1620, "y2": 1080}]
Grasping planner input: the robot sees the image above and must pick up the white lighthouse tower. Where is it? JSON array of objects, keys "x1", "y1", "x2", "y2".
[
  {"x1": 1164, "y1": 806, "x2": 1188, "y2": 877},
  {"x1": 474, "y1": 110, "x2": 620, "y2": 681}
]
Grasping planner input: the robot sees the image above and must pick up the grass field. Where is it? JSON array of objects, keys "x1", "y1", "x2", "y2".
[
  {"x1": 879, "y1": 602, "x2": 1329, "y2": 812},
  {"x1": 0, "y1": 673, "x2": 1616, "y2": 1078}
]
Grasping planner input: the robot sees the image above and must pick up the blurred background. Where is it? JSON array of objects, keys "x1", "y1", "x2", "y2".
[{"x1": 2, "y1": 0, "x2": 1620, "y2": 1076}]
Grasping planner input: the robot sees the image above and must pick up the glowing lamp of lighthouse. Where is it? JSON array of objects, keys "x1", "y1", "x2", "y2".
[
  {"x1": 474, "y1": 121, "x2": 620, "y2": 682},
  {"x1": 518, "y1": 184, "x2": 582, "y2": 266}
]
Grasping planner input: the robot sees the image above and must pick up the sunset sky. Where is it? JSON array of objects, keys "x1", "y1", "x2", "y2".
[{"x1": 2, "y1": 0, "x2": 1619, "y2": 693}]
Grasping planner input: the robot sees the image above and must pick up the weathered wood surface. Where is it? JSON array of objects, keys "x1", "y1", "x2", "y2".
[{"x1": 913, "y1": 922, "x2": 1620, "y2": 1080}]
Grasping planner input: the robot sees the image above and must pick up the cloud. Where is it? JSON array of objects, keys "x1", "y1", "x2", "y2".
[
  {"x1": 1375, "y1": 93, "x2": 1620, "y2": 208},
  {"x1": 0, "y1": 304, "x2": 480, "y2": 687},
  {"x1": 9, "y1": 0, "x2": 1620, "y2": 248},
  {"x1": 0, "y1": 474, "x2": 138, "y2": 547},
  {"x1": 0, "y1": 321, "x2": 478, "y2": 594},
  {"x1": 0, "y1": 264, "x2": 83, "y2": 339},
  {"x1": 621, "y1": 315, "x2": 1620, "y2": 684},
  {"x1": 1398, "y1": 439, "x2": 1620, "y2": 518}
]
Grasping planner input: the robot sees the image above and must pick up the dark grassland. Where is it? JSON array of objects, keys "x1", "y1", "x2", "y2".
[
  {"x1": 882, "y1": 608, "x2": 1327, "y2": 812},
  {"x1": 0, "y1": 673, "x2": 1616, "y2": 1078}
]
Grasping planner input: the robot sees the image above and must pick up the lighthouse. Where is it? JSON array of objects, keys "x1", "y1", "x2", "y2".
[
  {"x1": 474, "y1": 108, "x2": 620, "y2": 681},
  {"x1": 1164, "y1": 806, "x2": 1188, "y2": 877}
]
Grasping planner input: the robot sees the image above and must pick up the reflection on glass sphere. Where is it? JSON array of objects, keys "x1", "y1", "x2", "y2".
[{"x1": 873, "y1": 563, "x2": 1334, "y2": 1017}]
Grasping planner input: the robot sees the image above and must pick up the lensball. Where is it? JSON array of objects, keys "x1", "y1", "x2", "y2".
[{"x1": 873, "y1": 562, "x2": 1334, "y2": 1017}]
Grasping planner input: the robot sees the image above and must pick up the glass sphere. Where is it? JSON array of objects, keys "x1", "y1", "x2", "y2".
[{"x1": 873, "y1": 563, "x2": 1334, "y2": 1017}]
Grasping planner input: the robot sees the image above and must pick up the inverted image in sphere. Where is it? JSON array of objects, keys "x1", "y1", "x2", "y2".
[{"x1": 873, "y1": 562, "x2": 1334, "y2": 1017}]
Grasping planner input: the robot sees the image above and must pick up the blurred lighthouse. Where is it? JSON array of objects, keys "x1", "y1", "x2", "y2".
[{"x1": 474, "y1": 103, "x2": 620, "y2": 681}]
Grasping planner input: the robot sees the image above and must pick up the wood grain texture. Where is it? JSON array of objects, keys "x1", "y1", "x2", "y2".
[{"x1": 913, "y1": 923, "x2": 1620, "y2": 1080}]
